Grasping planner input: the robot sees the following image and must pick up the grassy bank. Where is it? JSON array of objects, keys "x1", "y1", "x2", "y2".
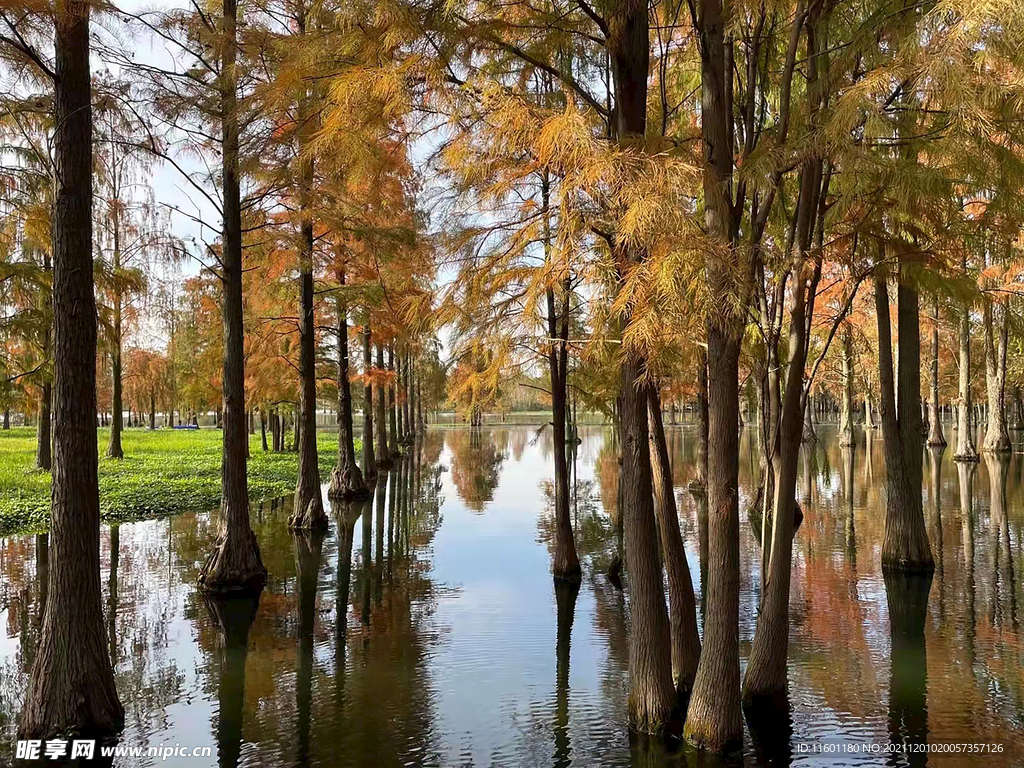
[{"x1": 0, "y1": 427, "x2": 353, "y2": 536}]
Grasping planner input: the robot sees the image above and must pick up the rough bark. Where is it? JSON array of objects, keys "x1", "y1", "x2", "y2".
[
  {"x1": 290, "y1": 215, "x2": 326, "y2": 530},
  {"x1": 197, "y1": 0, "x2": 267, "y2": 593},
  {"x1": 647, "y1": 386, "x2": 700, "y2": 701},
  {"x1": 619, "y1": 355, "x2": 674, "y2": 732},
  {"x1": 684, "y1": 0, "x2": 744, "y2": 744},
  {"x1": 982, "y1": 300, "x2": 1011, "y2": 453},
  {"x1": 328, "y1": 266, "x2": 368, "y2": 500},
  {"x1": 36, "y1": 381, "x2": 51, "y2": 470},
  {"x1": 927, "y1": 299, "x2": 946, "y2": 446},
  {"x1": 874, "y1": 275, "x2": 933, "y2": 571},
  {"x1": 19, "y1": 2, "x2": 125, "y2": 738}
]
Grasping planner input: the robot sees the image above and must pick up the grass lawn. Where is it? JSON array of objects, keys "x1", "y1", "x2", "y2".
[{"x1": 0, "y1": 427, "x2": 353, "y2": 536}]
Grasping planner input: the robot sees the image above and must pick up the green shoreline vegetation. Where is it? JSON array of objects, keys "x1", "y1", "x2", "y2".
[{"x1": 0, "y1": 427, "x2": 353, "y2": 536}]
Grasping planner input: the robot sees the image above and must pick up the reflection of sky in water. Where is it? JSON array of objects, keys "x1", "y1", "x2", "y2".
[{"x1": 0, "y1": 424, "x2": 1022, "y2": 766}]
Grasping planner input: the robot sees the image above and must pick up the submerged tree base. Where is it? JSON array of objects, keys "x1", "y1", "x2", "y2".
[
  {"x1": 327, "y1": 464, "x2": 370, "y2": 501},
  {"x1": 289, "y1": 497, "x2": 328, "y2": 531},
  {"x1": 552, "y1": 562, "x2": 582, "y2": 583},
  {"x1": 198, "y1": 529, "x2": 268, "y2": 594}
]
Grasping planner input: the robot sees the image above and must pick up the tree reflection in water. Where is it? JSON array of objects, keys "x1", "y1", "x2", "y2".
[{"x1": 884, "y1": 571, "x2": 932, "y2": 768}]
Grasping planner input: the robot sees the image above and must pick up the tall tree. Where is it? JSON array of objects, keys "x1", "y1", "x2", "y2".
[{"x1": 16, "y1": 0, "x2": 125, "y2": 738}]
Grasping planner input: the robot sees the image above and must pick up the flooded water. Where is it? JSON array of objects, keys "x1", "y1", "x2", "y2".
[{"x1": 1, "y1": 425, "x2": 1022, "y2": 766}]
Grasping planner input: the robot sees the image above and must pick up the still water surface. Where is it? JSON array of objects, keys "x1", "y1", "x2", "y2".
[{"x1": 0, "y1": 425, "x2": 1022, "y2": 766}]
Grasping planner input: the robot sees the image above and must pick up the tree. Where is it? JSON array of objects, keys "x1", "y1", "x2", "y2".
[{"x1": 13, "y1": 0, "x2": 125, "y2": 738}]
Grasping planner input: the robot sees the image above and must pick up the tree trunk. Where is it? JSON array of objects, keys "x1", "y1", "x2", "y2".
[
  {"x1": 684, "y1": 0, "x2": 743, "y2": 744},
  {"x1": 361, "y1": 322, "x2": 376, "y2": 480},
  {"x1": 198, "y1": 0, "x2": 267, "y2": 593},
  {"x1": 329, "y1": 265, "x2": 368, "y2": 499},
  {"x1": 694, "y1": 349, "x2": 709, "y2": 490},
  {"x1": 926, "y1": 299, "x2": 945, "y2": 446},
  {"x1": 149, "y1": 391, "x2": 156, "y2": 430},
  {"x1": 619, "y1": 355, "x2": 674, "y2": 731},
  {"x1": 954, "y1": 285, "x2": 979, "y2": 462},
  {"x1": 875, "y1": 275, "x2": 933, "y2": 571},
  {"x1": 982, "y1": 300, "x2": 1011, "y2": 453},
  {"x1": 107, "y1": 217, "x2": 124, "y2": 460},
  {"x1": 685, "y1": 325, "x2": 743, "y2": 750},
  {"x1": 19, "y1": 1, "x2": 125, "y2": 737},
  {"x1": 36, "y1": 382, "x2": 51, "y2": 470},
  {"x1": 260, "y1": 407, "x2": 268, "y2": 452},
  {"x1": 387, "y1": 346, "x2": 400, "y2": 457},
  {"x1": 839, "y1": 326, "x2": 854, "y2": 447},
  {"x1": 3, "y1": 409, "x2": 9, "y2": 429},
  {"x1": 744, "y1": 272, "x2": 811, "y2": 702},
  {"x1": 290, "y1": 215, "x2": 326, "y2": 530},
  {"x1": 375, "y1": 344, "x2": 392, "y2": 470},
  {"x1": 647, "y1": 385, "x2": 700, "y2": 700}
]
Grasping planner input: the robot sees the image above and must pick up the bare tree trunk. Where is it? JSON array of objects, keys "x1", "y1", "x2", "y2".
[
  {"x1": 694, "y1": 349, "x2": 709, "y2": 490},
  {"x1": 927, "y1": 298, "x2": 946, "y2": 446},
  {"x1": 150, "y1": 390, "x2": 156, "y2": 430},
  {"x1": 875, "y1": 275, "x2": 933, "y2": 571},
  {"x1": 619, "y1": 355, "x2": 674, "y2": 731},
  {"x1": 685, "y1": 0, "x2": 744, "y2": 745},
  {"x1": 329, "y1": 267, "x2": 368, "y2": 499},
  {"x1": 198, "y1": 0, "x2": 267, "y2": 593},
  {"x1": 839, "y1": 326, "x2": 854, "y2": 447},
  {"x1": 19, "y1": 1, "x2": 125, "y2": 736},
  {"x1": 290, "y1": 209, "x2": 326, "y2": 530},
  {"x1": 36, "y1": 251, "x2": 52, "y2": 469},
  {"x1": 648, "y1": 385, "x2": 700, "y2": 700},
  {"x1": 3, "y1": 409, "x2": 9, "y2": 429},
  {"x1": 983, "y1": 300, "x2": 1011, "y2": 453},
  {"x1": 375, "y1": 344, "x2": 392, "y2": 470},
  {"x1": 387, "y1": 345, "x2": 400, "y2": 457},
  {"x1": 954, "y1": 285, "x2": 979, "y2": 462},
  {"x1": 260, "y1": 407, "x2": 268, "y2": 452},
  {"x1": 107, "y1": 228, "x2": 124, "y2": 459},
  {"x1": 361, "y1": 323, "x2": 377, "y2": 480}
]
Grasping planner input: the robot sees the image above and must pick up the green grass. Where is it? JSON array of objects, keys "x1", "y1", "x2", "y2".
[{"x1": 0, "y1": 427, "x2": 354, "y2": 536}]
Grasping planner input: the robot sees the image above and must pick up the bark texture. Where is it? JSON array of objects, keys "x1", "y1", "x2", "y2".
[
  {"x1": 927, "y1": 299, "x2": 945, "y2": 447},
  {"x1": 361, "y1": 324, "x2": 377, "y2": 481},
  {"x1": 290, "y1": 222, "x2": 326, "y2": 530},
  {"x1": 19, "y1": 2, "x2": 125, "y2": 738},
  {"x1": 874, "y1": 276, "x2": 933, "y2": 571},
  {"x1": 197, "y1": 0, "x2": 267, "y2": 593},
  {"x1": 982, "y1": 300, "x2": 1011, "y2": 453},
  {"x1": 619, "y1": 356, "x2": 674, "y2": 731},
  {"x1": 328, "y1": 266, "x2": 368, "y2": 499},
  {"x1": 647, "y1": 386, "x2": 700, "y2": 700}
]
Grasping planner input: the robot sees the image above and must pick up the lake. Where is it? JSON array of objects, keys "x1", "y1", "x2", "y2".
[{"x1": 0, "y1": 424, "x2": 1022, "y2": 766}]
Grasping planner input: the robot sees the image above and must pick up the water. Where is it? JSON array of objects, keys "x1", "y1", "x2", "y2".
[{"x1": 0, "y1": 425, "x2": 1022, "y2": 767}]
